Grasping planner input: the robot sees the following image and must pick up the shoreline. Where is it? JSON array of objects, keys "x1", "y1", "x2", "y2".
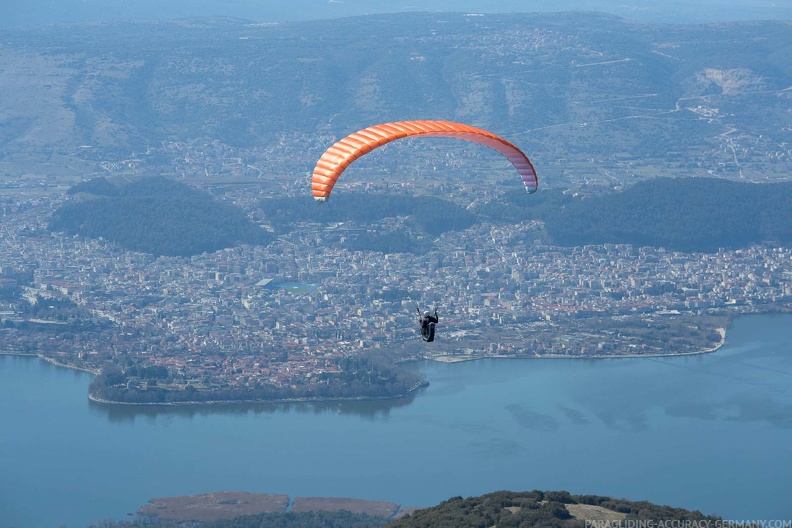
[
  {"x1": 35, "y1": 353, "x2": 101, "y2": 375},
  {"x1": 2, "y1": 325, "x2": 729, "y2": 406},
  {"x1": 0, "y1": 350, "x2": 100, "y2": 375},
  {"x1": 427, "y1": 327, "x2": 727, "y2": 363},
  {"x1": 86, "y1": 379, "x2": 430, "y2": 407}
]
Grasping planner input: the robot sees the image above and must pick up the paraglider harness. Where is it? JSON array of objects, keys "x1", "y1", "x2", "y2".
[{"x1": 417, "y1": 306, "x2": 439, "y2": 342}]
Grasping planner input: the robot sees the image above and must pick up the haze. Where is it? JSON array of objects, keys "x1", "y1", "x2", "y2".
[{"x1": 1, "y1": 0, "x2": 790, "y2": 28}]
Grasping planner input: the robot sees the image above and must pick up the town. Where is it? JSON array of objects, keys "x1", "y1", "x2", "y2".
[{"x1": 2, "y1": 153, "x2": 791, "y2": 402}]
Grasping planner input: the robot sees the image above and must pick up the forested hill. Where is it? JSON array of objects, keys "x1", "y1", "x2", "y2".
[
  {"x1": 533, "y1": 178, "x2": 792, "y2": 252},
  {"x1": 49, "y1": 177, "x2": 272, "y2": 256},
  {"x1": 44, "y1": 175, "x2": 792, "y2": 258},
  {"x1": 274, "y1": 178, "x2": 792, "y2": 255},
  {"x1": 385, "y1": 490, "x2": 721, "y2": 528}
]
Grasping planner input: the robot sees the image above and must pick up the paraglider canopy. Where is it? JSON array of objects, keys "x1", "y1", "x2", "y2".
[{"x1": 311, "y1": 120, "x2": 538, "y2": 202}]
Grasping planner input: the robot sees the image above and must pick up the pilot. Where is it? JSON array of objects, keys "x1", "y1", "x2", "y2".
[{"x1": 418, "y1": 308, "x2": 439, "y2": 342}]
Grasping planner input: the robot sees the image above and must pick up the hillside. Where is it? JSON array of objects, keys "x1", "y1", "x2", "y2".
[
  {"x1": 1, "y1": 13, "x2": 791, "y2": 188},
  {"x1": 42, "y1": 173, "x2": 792, "y2": 276},
  {"x1": 539, "y1": 177, "x2": 792, "y2": 252},
  {"x1": 385, "y1": 490, "x2": 721, "y2": 528},
  {"x1": 254, "y1": 178, "x2": 792, "y2": 254},
  {"x1": 49, "y1": 177, "x2": 273, "y2": 256}
]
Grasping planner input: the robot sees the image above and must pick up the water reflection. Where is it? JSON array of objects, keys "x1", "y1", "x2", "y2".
[
  {"x1": 558, "y1": 405, "x2": 590, "y2": 425},
  {"x1": 504, "y1": 403, "x2": 560, "y2": 432},
  {"x1": 88, "y1": 387, "x2": 424, "y2": 423}
]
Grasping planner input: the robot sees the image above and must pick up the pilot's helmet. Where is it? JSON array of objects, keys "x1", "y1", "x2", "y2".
[{"x1": 424, "y1": 311, "x2": 431, "y2": 318}]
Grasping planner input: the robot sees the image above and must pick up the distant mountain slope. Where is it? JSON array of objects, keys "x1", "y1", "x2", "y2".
[
  {"x1": 4, "y1": 0, "x2": 791, "y2": 28},
  {"x1": 49, "y1": 177, "x2": 272, "y2": 256},
  {"x1": 1, "y1": 13, "x2": 791, "y2": 185}
]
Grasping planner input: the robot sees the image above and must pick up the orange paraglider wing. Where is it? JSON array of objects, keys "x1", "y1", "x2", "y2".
[{"x1": 311, "y1": 120, "x2": 538, "y2": 202}]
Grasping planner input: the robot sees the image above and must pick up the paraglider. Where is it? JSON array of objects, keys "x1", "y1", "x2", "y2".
[
  {"x1": 417, "y1": 306, "x2": 439, "y2": 342},
  {"x1": 311, "y1": 120, "x2": 538, "y2": 202},
  {"x1": 311, "y1": 120, "x2": 538, "y2": 344}
]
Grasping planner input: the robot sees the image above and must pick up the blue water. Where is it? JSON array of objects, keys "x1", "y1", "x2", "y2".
[{"x1": 2, "y1": 313, "x2": 792, "y2": 527}]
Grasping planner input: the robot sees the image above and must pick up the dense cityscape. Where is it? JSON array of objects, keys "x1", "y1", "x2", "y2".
[{"x1": 2, "y1": 165, "x2": 791, "y2": 402}]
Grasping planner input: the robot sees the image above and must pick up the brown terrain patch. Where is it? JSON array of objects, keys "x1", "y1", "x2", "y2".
[
  {"x1": 565, "y1": 503, "x2": 628, "y2": 522},
  {"x1": 138, "y1": 491, "x2": 288, "y2": 523},
  {"x1": 291, "y1": 496, "x2": 400, "y2": 517}
]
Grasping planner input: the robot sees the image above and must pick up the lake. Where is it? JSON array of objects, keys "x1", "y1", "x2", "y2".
[{"x1": 2, "y1": 313, "x2": 792, "y2": 527}]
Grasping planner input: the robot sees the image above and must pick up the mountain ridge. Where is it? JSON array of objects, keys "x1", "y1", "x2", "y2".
[{"x1": 1, "y1": 12, "x2": 790, "y2": 188}]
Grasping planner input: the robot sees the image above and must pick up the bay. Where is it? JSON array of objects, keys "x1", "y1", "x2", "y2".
[{"x1": 2, "y1": 313, "x2": 792, "y2": 528}]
